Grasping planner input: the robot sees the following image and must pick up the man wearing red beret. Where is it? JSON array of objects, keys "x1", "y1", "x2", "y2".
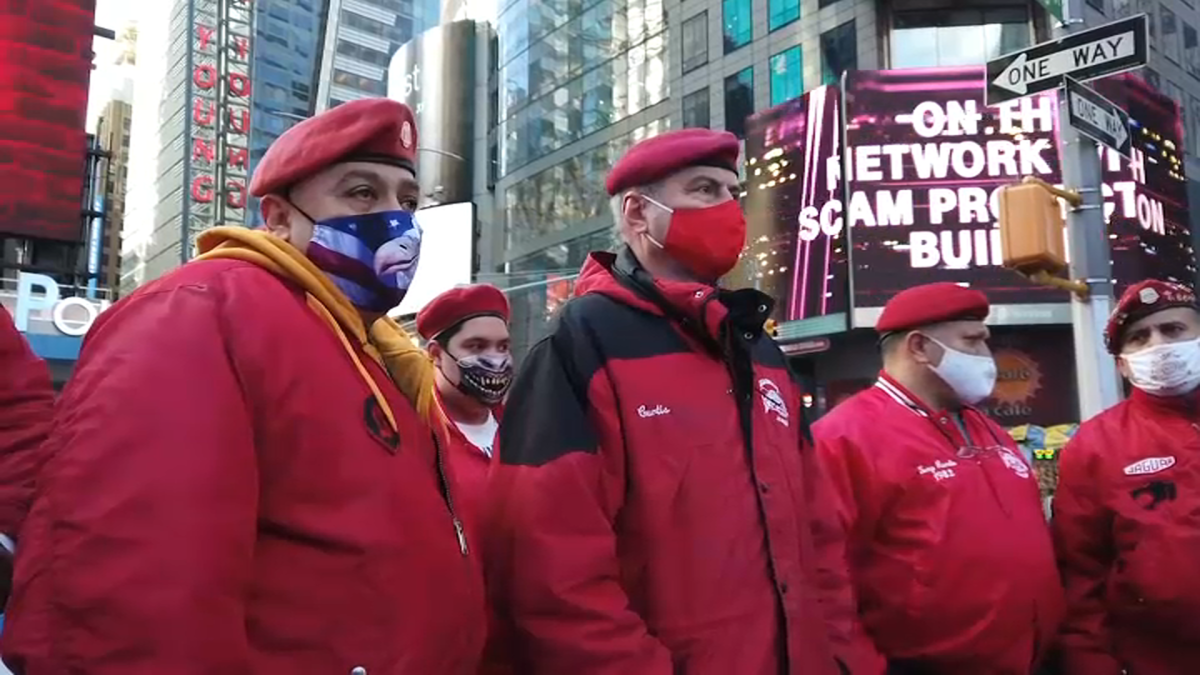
[
  {"x1": 812, "y1": 282, "x2": 1063, "y2": 674},
  {"x1": 1054, "y1": 279, "x2": 1200, "y2": 674},
  {"x1": 484, "y1": 128, "x2": 879, "y2": 675},
  {"x1": 0, "y1": 308, "x2": 55, "y2": 607},
  {"x1": 417, "y1": 284, "x2": 512, "y2": 542},
  {"x1": 418, "y1": 284, "x2": 517, "y2": 675},
  {"x1": 2, "y1": 99, "x2": 486, "y2": 674}
]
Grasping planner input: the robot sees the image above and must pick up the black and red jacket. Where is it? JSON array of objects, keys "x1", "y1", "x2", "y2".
[{"x1": 484, "y1": 248, "x2": 881, "y2": 675}]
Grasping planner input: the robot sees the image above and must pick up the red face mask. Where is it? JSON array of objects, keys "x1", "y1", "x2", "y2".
[{"x1": 643, "y1": 196, "x2": 747, "y2": 282}]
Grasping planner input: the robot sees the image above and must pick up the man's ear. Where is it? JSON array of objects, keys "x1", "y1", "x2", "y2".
[
  {"x1": 1116, "y1": 354, "x2": 1132, "y2": 380},
  {"x1": 905, "y1": 331, "x2": 937, "y2": 366},
  {"x1": 427, "y1": 339, "x2": 444, "y2": 361},
  {"x1": 260, "y1": 194, "x2": 294, "y2": 241},
  {"x1": 622, "y1": 191, "x2": 650, "y2": 236}
]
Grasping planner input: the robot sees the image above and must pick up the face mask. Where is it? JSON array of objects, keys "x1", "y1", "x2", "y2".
[
  {"x1": 1123, "y1": 337, "x2": 1200, "y2": 396},
  {"x1": 926, "y1": 336, "x2": 998, "y2": 405},
  {"x1": 303, "y1": 208, "x2": 422, "y2": 313},
  {"x1": 446, "y1": 351, "x2": 514, "y2": 405},
  {"x1": 642, "y1": 195, "x2": 747, "y2": 281}
]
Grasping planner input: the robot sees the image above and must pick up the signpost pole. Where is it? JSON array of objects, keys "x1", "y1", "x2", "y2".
[{"x1": 1056, "y1": 0, "x2": 1124, "y2": 419}]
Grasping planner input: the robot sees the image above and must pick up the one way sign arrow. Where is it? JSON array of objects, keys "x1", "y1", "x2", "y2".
[
  {"x1": 986, "y1": 14, "x2": 1148, "y2": 106},
  {"x1": 1064, "y1": 76, "x2": 1132, "y2": 158}
]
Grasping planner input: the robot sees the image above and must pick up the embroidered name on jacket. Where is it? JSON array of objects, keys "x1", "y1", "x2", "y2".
[
  {"x1": 918, "y1": 460, "x2": 958, "y2": 482},
  {"x1": 637, "y1": 404, "x2": 671, "y2": 418},
  {"x1": 1123, "y1": 456, "x2": 1177, "y2": 476}
]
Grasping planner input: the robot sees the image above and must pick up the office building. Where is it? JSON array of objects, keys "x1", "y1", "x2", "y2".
[
  {"x1": 248, "y1": 0, "x2": 329, "y2": 224},
  {"x1": 315, "y1": 0, "x2": 439, "y2": 110},
  {"x1": 478, "y1": 0, "x2": 1200, "y2": 357},
  {"x1": 95, "y1": 98, "x2": 133, "y2": 294}
]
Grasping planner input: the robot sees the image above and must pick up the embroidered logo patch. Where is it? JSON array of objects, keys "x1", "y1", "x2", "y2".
[
  {"x1": 1123, "y1": 456, "x2": 1176, "y2": 476},
  {"x1": 363, "y1": 396, "x2": 400, "y2": 453},
  {"x1": 1000, "y1": 448, "x2": 1032, "y2": 479},
  {"x1": 637, "y1": 404, "x2": 671, "y2": 418},
  {"x1": 758, "y1": 378, "x2": 790, "y2": 427}
]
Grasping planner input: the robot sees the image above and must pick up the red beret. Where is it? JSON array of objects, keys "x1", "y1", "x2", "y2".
[
  {"x1": 605, "y1": 129, "x2": 740, "y2": 196},
  {"x1": 250, "y1": 98, "x2": 418, "y2": 197},
  {"x1": 1105, "y1": 279, "x2": 1198, "y2": 354},
  {"x1": 417, "y1": 284, "x2": 510, "y2": 341},
  {"x1": 876, "y1": 282, "x2": 990, "y2": 334}
]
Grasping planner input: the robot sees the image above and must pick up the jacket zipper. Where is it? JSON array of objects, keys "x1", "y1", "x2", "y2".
[{"x1": 433, "y1": 432, "x2": 469, "y2": 556}]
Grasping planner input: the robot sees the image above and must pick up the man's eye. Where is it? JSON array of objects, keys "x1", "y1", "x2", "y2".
[
  {"x1": 400, "y1": 198, "x2": 419, "y2": 211},
  {"x1": 350, "y1": 187, "x2": 375, "y2": 199}
]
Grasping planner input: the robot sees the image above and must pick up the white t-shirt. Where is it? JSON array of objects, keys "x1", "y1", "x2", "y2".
[{"x1": 454, "y1": 412, "x2": 499, "y2": 458}]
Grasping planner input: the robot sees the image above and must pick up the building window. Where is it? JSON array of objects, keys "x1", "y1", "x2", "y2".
[
  {"x1": 1163, "y1": 7, "x2": 1181, "y2": 64},
  {"x1": 769, "y1": 47, "x2": 803, "y2": 105},
  {"x1": 891, "y1": 6, "x2": 1030, "y2": 68},
  {"x1": 822, "y1": 20, "x2": 857, "y2": 86},
  {"x1": 723, "y1": 0, "x2": 752, "y2": 54},
  {"x1": 724, "y1": 67, "x2": 754, "y2": 138},
  {"x1": 769, "y1": 0, "x2": 799, "y2": 32},
  {"x1": 1143, "y1": 67, "x2": 1160, "y2": 90},
  {"x1": 682, "y1": 88, "x2": 710, "y2": 128},
  {"x1": 682, "y1": 12, "x2": 709, "y2": 73},
  {"x1": 1186, "y1": 22, "x2": 1199, "y2": 79},
  {"x1": 819, "y1": 0, "x2": 841, "y2": 7}
]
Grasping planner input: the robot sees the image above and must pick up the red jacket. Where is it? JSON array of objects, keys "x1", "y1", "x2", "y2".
[
  {"x1": 0, "y1": 308, "x2": 55, "y2": 537},
  {"x1": 439, "y1": 396, "x2": 501, "y2": 548},
  {"x1": 436, "y1": 397, "x2": 515, "y2": 675},
  {"x1": 2, "y1": 259, "x2": 486, "y2": 675},
  {"x1": 813, "y1": 374, "x2": 1063, "y2": 674},
  {"x1": 1053, "y1": 388, "x2": 1200, "y2": 674},
  {"x1": 484, "y1": 249, "x2": 879, "y2": 675}
]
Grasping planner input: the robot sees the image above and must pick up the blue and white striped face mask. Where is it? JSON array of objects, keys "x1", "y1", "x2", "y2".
[{"x1": 303, "y1": 209, "x2": 423, "y2": 313}]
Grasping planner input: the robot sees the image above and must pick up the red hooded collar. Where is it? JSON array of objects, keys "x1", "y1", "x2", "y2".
[{"x1": 573, "y1": 248, "x2": 775, "y2": 350}]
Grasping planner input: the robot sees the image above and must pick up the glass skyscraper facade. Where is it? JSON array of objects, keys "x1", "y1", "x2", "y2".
[
  {"x1": 315, "y1": 0, "x2": 439, "y2": 110},
  {"x1": 248, "y1": 0, "x2": 327, "y2": 225},
  {"x1": 490, "y1": 0, "x2": 671, "y2": 356}
]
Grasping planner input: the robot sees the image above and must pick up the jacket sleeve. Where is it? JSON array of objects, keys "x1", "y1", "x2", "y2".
[
  {"x1": 0, "y1": 308, "x2": 55, "y2": 536},
  {"x1": 808, "y1": 427, "x2": 888, "y2": 675},
  {"x1": 485, "y1": 324, "x2": 672, "y2": 675},
  {"x1": 7, "y1": 284, "x2": 259, "y2": 675},
  {"x1": 802, "y1": 437, "x2": 887, "y2": 675},
  {"x1": 1051, "y1": 429, "x2": 1123, "y2": 675}
]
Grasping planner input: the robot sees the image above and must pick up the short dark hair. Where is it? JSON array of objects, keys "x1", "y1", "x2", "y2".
[
  {"x1": 879, "y1": 330, "x2": 910, "y2": 358},
  {"x1": 432, "y1": 320, "x2": 466, "y2": 346}
]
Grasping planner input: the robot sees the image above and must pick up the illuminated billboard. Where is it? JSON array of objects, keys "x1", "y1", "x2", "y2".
[
  {"x1": 0, "y1": 0, "x2": 96, "y2": 241},
  {"x1": 845, "y1": 67, "x2": 1192, "y2": 324},
  {"x1": 391, "y1": 202, "x2": 475, "y2": 316},
  {"x1": 741, "y1": 85, "x2": 844, "y2": 324},
  {"x1": 742, "y1": 67, "x2": 1193, "y2": 331}
]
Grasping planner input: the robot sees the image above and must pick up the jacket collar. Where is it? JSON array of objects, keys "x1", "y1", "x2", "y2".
[
  {"x1": 578, "y1": 247, "x2": 775, "y2": 353},
  {"x1": 1129, "y1": 386, "x2": 1200, "y2": 418}
]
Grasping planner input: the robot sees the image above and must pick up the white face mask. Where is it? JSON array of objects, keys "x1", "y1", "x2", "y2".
[
  {"x1": 927, "y1": 337, "x2": 998, "y2": 405},
  {"x1": 1123, "y1": 337, "x2": 1200, "y2": 397}
]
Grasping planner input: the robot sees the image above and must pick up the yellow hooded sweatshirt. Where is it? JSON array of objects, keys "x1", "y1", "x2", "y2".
[{"x1": 195, "y1": 226, "x2": 440, "y2": 433}]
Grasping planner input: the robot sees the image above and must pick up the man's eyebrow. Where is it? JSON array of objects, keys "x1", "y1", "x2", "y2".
[{"x1": 335, "y1": 169, "x2": 385, "y2": 187}]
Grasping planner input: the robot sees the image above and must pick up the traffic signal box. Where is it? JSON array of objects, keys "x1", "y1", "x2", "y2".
[{"x1": 997, "y1": 181, "x2": 1068, "y2": 275}]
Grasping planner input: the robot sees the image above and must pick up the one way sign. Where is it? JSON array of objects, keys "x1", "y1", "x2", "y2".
[
  {"x1": 1064, "y1": 76, "x2": 1132, "y2": 158},
  {"x1": 986, "y1": 14, "x2": 1148, "y2": 106}
]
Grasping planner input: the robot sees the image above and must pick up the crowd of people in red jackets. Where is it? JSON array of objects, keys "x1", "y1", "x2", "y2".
[{"x1": 0, "y1": 97, "x2": 1196, "y2": 675}]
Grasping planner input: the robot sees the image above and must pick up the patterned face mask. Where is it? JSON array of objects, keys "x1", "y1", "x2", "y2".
[{"x1": 304, "y1": 209, "x2": 423, "y2": 312}]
